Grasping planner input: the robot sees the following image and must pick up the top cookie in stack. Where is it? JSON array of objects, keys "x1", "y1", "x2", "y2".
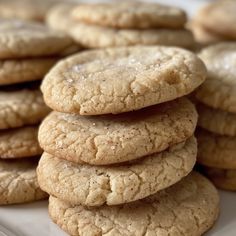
[{"x1": 47, "y1": 2, "x2": 195, "y2": 49}]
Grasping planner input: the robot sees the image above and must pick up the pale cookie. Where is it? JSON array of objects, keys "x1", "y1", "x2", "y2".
[
  {"x1": 72, "y1": 2, "x2": 186, "y2": 29},
  {"x1": 0, "y1": 126, "x2": 42, "y2": 159},
  {"x1": 48, "y1": 172, "x2": 219, "y2": 236},
  {"x1": 39, "y1": 98, "x2": 197, "y2": 165},
  {"x1": 0, "y1": 19, "x2": 72, "y2": 59},
  {"x1": 0, "y1": 57, "x2": 57, "y2": 85},
  {"x1": 0, "y1": 158, "x2": 47, "y2": 205},
  {"x1": 197, "y1": 103, "x2": 236, "y2": 136},
  {"x1": 197, "y1": 128, "x2": 236, "y2": 169},
  {"x1": 41, "y1": 46, "x2": 206, "y2": 115},
  {"x1": 195, "y1": 43, "x2": 236, "y2": 113},
  {"x1": 195, "y1": 0, "x2": 236, "y2": 39},
  {"x1": 37, "y1": 137, "x2": 197, "y2": 206},
  {"x1": 70, "y1": 23, "x2": 194, "y2": 49},
  {"x1": 0, "y1": 89, "x2": 50, "y2": 129},
  {"x1": 203, "y1": 167, "x2": 236, "y2": 191}
]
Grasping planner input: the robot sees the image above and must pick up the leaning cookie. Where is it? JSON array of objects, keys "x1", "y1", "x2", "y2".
[
  {"x1": 0, "y1": 158, "x2": 47, "y2": 205},
  {"x1": 37, "y1": 137, "x2": 196, "y2": 206},
  {"x1": 48, "y1": 172, "x2": 219, "y2": 236},
  {"x1": 41, "y1": 46, "x2": 206, "y2": 115}
]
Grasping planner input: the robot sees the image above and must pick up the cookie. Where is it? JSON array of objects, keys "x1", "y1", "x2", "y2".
[
  {"x1": 0, "y1": 89, "x2": 50, "y2": 129},
  {"x1": 0, "y1": 158, "x2": 47, "y2": 205},
  {"x1": 41, "y1": 46, "x2": 206, "y2": 115},
  {"x1": 39, "y1": 98, "x2": 197, "y2": 165},
  {"x1": 37, "y1": 137, "x2": 196, "y2": 206},
  {"x1": 48, "y1": 172, "x2": 219, "y2": 236},
  {"x1": 197, "y1": 128, "x2": 236, "y2": 169},
  {"x1": 0, "y1": 19, "x2": 72, "y2": 59},
  {"x1": 195, "y1": 43, "x2": 236, "y2": 113},
  {"x1": 0, "y1": 126, "x2": 42, "y2": 159},
  {"x1": 72, "y1": 2, "x2": 186, "y2": 29},
  {"x1": 203, "y1": 167, "x2": 236, "y2": 191},
  {"x1": 0, "y1": 57, "x2": 57, "y2": 85},
  {"x1": 70, "y1": 22, "x2": 194, "y2": 49},
  {"x1": 195, "y1": 0, "x2": 236, "y2": 39},
  {"x1": 197, "y1": 103, "x2": 236, "y2": 136}
]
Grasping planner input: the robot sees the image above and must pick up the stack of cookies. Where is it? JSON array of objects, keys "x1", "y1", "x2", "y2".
[
  {"x1": 0, "y1": 19, "x2": 72, "y2": 205},
  {"x1": 195, "y1": 43, "x2": 236, "y2": 191},
  {"x1": 47, "y1": 2, "x2": 195, "y2": 49},
  {"x1": 192, "y1": 0, "x2": 236, "y2": 45},
  {"x1": 37, "y1": 46, "x2": 219, "y2": 235}
]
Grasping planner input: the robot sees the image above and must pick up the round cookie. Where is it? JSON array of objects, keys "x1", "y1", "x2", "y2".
[
  {"x1": 70, "y1": 23, "x2": 194, "y2": 49},
  {"x1": 72, "y1": 2, "x2": 186, "y2": 29},
  {"x1": 0, "y1": 89, "x2": 50, "y2": 129},
  {"x1": 0, "y1": 19, "x2": 72, "y2": 59},
  {"x1": 0, "y1": 126, "x2": 42, "y2": 159},
  {"x1": 197, "y1": 103, "x2": 236, "y2": 136},
  {"x1": 48, "y1": 172, "x2": 219, "y2": 236},
  {"x1": 0, "y1": 57, "x2": 57, "y2": 85},
  {"x1": 195, "y1": 43, "x2": 236, "y2": 113},
  {"x1": 195, "y1": 0, "x2": 236, "y2": 39},
  {"x1": 197, "y1": 128, "x2": 236, "y2": 169},
  {"x1": 203, "y1": 167, "x2": 236, "y2": 191},
  {"x1": 37, "y1": 137, "x2": 197, "y2": 206},
  {"x1": 41, "y1": 46, "x2": 206, "y2": 115},
  {"x1": 0, "y1": 158, "x2": 47, "y2": 205},
  {"x1": 39, "y1": 98, "x2": 197, "y2": 165}
]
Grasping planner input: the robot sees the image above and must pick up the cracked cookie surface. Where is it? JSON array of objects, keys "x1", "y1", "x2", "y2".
[
  {"x1": 37, "y1": 137, "x2": 196, "y2": 206},
  {"x1": 197, "y1": 103, "x2": 236, "y2": 136},
  {"x1": 48, "y1": 171, "x2": 219, "y2": 236},
  {"x1": 0, "y1": 126, "x2": 42, "y2": 159},
  {"x1": 0, "y1": 19, "x2": 72, "y2": 59},
  {"x1": 197, "y1": 128, "x2": 236, "y2": 169},
  {"x1": 0, "y1": 158, "x2": 47, "y2": 205},
  {"x1": 41, "y1": 46, "x2": 206, "y2": 115},
  {"x1": 39, "y1": 98, "x2": 197, "y2": 165},
  {"x1": 0, "y1": 89, "x2": 50, "y2": 129},
  {"x1": 72, "y1": 2, "x2": 186, "y2": 29},
  {"x1": 0, "y1": 57, "x2": 57, "y2": 85},
  {"x1": 196, "y1": 43, "x2": 236, "y2": 113}
]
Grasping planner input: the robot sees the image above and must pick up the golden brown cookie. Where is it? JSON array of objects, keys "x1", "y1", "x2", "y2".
[
  {"x1": 0, "y1": 19, "x2": 72, "y2": 59},
  {"x1": 197, "y1": 128, "x2": 236, "y2": 169},
  {"x1": 196, "y1": 43, "x2": 236, "y2": 113},
  {"x1": 41, "y1": 46, "x2": 206, "y2": 115},
  {"x1": 72, "y1": 2, "x2": 186, "y2": 29},
  {"x1": 0, "y1": 89, "x2": 50, "y2": 129},
  {"x1": 39, "y1": 98, "x2": 197, "y2": 165},
  {"x1": 48, "y1": 172, "x2": 219, "y2": 236},
  {"x1": 37, "y1": 137, "x2": 197, "y2": 206},
  {"x1": 0, "y1": 57, "x2": 57, "y2": 85},
  {"x1": 0, "y1": 158, "x2": 47, "y2": 205},
  {"x1": 197, "y1": 103, "x2": 236, "y2": 136},
  {"x1": 203, "y1": 167, "x2": 236, "y2": 191}
]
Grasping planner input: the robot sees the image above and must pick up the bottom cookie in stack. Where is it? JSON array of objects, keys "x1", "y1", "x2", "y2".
[{"x1": 197, "y1": 103, "x2": 236, "y2": 191}]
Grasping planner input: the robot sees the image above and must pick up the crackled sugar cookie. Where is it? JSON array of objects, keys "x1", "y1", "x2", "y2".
[
  {"x1": 0, "y1": 126, "x2": 42, "y2": 159},
  {"x1": 39, "y1": 98, "x2": 197, "y2": 165},
  {"x1": 0, "y1": 57, "x2": 57, "y2": 85},
  {"x1": 0, "y1": 19, "x2": 72, "y2": 59},
  {"x1": 37, "y1": 137, "x2": 196, "y2": 206},
  {"x1": 41, "y1": 46, "x2": 206, "y2": 115},
  {"x1": 196, "y1": 43, "x2": 236, "y2": 113},
  {"x1": 195, "y1": 0, "x2": 236, "y2": 40},
  {"x1": 48, "y1": 172, "x2": 219, "y2": 236},
  {"x1": 203, "y1": 167, "x2": 236, "y2": 191},
  {"x1": 0, "y1": 158, "x2": 47, "y2": 205},
  {"x1": 0, "y1": 89, "x2": 50, "y2": 129},
  {"x1": 72, "y1": 2, "x2": 186, "y2": 29},
  {"x1": 197, "y1": 128, "x2": 236, "y2": 169},
  {"x1": 197, "y1": 103, "x2": 236, "y2": 136}
]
